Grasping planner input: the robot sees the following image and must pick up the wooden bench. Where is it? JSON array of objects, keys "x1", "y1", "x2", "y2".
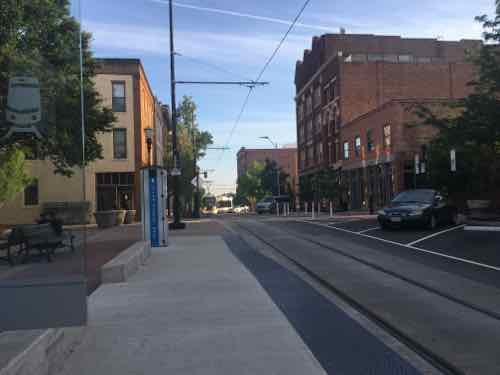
[{"x1": 1, "y1": 224, "x2": 74, "y2": 265}]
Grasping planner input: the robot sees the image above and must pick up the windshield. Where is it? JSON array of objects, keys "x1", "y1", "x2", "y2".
[
  {"x1": 262, "y1": 197, "x2": 274, "y2": 203},
  {"x1": 392, "y1": 190, "x2": 435, "y2": 204}
]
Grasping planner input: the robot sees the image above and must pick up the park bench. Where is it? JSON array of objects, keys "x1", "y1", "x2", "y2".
[{"x1": 0, "y1": 223, "x2": 74, "y2": 265}]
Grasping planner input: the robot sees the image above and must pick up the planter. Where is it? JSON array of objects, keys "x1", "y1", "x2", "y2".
[
  {"x1": 124, "y1": 210, "x2": 136, "y2": 224},
  {"x1": 94, "y1": 210, "x2": 126, "y2": 229}
]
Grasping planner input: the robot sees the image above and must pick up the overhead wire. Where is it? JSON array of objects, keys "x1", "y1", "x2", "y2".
[{"x1": 215, "y1": 0, "x2": 313, "y2": 168}]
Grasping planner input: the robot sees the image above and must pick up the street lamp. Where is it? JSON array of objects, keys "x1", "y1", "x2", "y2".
[
  {"x1": 258, "y1": 136, "x2": 280, "y2": 196},
  {"x1": 259, "y1": 136, "x2": 278, "y2": 149},
  {"x1": 145, "y1": 127, "x2": 154, "y2": 166}
]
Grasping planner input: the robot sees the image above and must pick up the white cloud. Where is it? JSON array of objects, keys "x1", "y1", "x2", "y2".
[{"x1": 85, "y1": 20, "x2": 311, "y2": 67}]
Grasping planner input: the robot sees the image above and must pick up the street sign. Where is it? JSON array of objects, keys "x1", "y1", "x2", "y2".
[
  {"x1": 170, "y1": 167, "x2": 181, "y2": 176},
  {"x1": 450, "y1": 149, "x2": 456, "y2": 172}
]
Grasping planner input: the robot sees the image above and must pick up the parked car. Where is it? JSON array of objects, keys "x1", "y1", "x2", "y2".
[
  {"x1": 377, "y1": 189, "x2": 458, "y2": 229},
  {"x1": 256, "y1": 197, "x2": 276, "y2": 214},
  {"x1": 234, "y1": 205, "x2": 250, "y2": 214}
]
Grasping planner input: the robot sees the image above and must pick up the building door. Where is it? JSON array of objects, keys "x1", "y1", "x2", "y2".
[{"x1": 96, "y1": 172, "x2": 135, "y2": 211}]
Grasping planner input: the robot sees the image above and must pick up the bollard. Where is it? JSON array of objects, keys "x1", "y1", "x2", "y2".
[
  {"x1": 305, "y1": 202, "x2": 308, "y2": 215},
  {"x1": 330, "y1": 201, "x2": 333, "y2": 218},
  {"x1": 277, "y1": 203, "x2": 280, "y2": 217},
  {"x1": 312, "y1": 202, "x2": 315, "y2": 219}
]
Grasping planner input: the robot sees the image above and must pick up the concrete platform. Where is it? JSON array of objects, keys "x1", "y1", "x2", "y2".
[{"x1": 57, "y1": 236, "x2": 326, "y2": 375}]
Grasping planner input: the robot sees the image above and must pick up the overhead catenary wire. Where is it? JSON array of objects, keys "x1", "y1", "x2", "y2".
[{"x1": 215, "y1": 0, "x2": 313, "y2": 167}]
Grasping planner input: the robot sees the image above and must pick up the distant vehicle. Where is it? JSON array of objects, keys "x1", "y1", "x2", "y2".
[
  {"x1": 256, "y1": 197, "x2": 276, "y2": 214},
  {"x1": 377, "y1": 189, "x2": 458, "y2": 229},
  {"x1": 216, "y1": 195, "x2": 234, "y2": 214},
  {"x1": 234, "y1": 205, "x2": 249, "y2": 214},
  {"x1": 256, "y1": 195, "x2": 291, "y2": 214},
  {"x1": 202, "y1": 195, "x2": 217, "y2": 215},
  {"x1": 6, "y1": 76, "x2": 42, "y2": 127}
]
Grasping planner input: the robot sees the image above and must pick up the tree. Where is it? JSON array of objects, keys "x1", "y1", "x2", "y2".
[
  {"x1": 260, "y1": 158, "x2": 289, "y2": 196},
  {"x1": 164, "y1": 96, "x2": 213, "y2": 215},
  {"x1": 0, "y1": 147, "x2": 31, "y2": 206},
  {"x1": 236, "y1": 161, "x2": 270, "y2": 209},
  {"x1": 0, "y1": 1, "x2": 116, "y2": 204},
  {"x1": 412, "y1": 9, "x2": 500, "y2": 196}
]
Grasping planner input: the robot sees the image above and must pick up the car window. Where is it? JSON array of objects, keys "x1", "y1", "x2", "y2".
[{"x1": 392, "y1": 190, "x2": 435, "y2": 204}]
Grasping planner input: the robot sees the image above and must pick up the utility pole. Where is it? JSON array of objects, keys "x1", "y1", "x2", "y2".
[
  {"x1": 191, "y1": 109, "x2": 200, "y2": 218},
  {"x1": 168, "y1": 0, "x2": 185, "y2": 229}
]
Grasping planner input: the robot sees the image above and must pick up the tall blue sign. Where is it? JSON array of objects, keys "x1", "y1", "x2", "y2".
[{"x1": 149, "y1": 168, "x2": 159, "y2": 247}]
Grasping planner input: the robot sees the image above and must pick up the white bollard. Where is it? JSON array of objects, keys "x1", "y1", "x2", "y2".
[
  {"x1": 305, "y1": 202, "x2": 308, "y2": 215},
  {"x1": 330, "y1": 201, "x2": 333, "y2": 217},
  {"x1": 312, "y1": 202, "x2": 315, "y2": 219},
  {"x1": 277, "y1": 203, "x2": 280, "y2": 217}
]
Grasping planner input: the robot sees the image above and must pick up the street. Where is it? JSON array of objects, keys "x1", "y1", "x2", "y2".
[{"x1": 221, "y1": 214, "x2": 500, "y2": 374}]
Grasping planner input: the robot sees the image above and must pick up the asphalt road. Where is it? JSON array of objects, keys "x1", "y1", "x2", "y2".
[{"x1": 225, "y1": 215, "x2": 500, "y2": 375}]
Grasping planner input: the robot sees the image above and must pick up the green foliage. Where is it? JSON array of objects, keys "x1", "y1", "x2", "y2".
[
  {"x1": 164, "y1": 96, "x2": 213, "y2": 214},
  {"x1": 0, "y1": 147, "x2": 31, "y2": 204},
  {"x1": 411, "y1": 10, "x2": 500, "y2": 195},
  {"x1": 236, "y1": 161, "x2": 270, "y2": 208},
  {"x1": 0, "y1": 0, "x2": 116, "y2": 175},
  {"x1": 260, "y1": 158, "x2": 289, "y2": 196}
]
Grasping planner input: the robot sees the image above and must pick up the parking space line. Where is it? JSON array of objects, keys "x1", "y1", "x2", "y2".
[
  {"x1": 298, "y1": 220, "x2": 500, "y2": 272},
  {"x1": 358, "y1": 227, "x2": 381, "y2": 234},
  {"x1": 406, "y1": 225, "x2": 465, "y2": 246}
]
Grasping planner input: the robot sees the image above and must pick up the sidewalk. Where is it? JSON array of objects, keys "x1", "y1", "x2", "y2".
[{"x1": 57, "y1": 233, "x2": 326, "y2": 374}]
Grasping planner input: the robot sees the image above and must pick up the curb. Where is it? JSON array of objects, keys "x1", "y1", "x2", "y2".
[
  {"x1": 464, "y1": 225, "x2": 500, "y2": 232},
  {"x1": 101, "y1": 241, "x2": 151, "y2": 284},
  {"x1": 0, "y1": 240, "x2": 151, "y2": 375}
]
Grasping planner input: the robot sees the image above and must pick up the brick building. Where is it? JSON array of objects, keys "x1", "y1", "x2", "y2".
[
  {"x1": 294, "y1": 33, "x2": 478, "y2": 209},
  {"x1": 237, "y1": 147, "x2": 298, "y2": 196}
]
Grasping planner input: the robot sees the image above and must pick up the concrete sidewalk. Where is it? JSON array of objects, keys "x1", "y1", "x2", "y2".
[{"x1": 57, "y1": 235, "x2": 326, "y2": 375}]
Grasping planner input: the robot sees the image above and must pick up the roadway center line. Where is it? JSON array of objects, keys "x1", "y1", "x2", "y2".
[
  {"x1": 406, "y1": 225, "x2": 465, "y2": 246},
  {"x1": 298, "y1": 220, "x2": 500, "y2": 272}
]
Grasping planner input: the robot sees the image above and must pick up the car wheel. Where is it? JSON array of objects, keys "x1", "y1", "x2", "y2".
[{"x1": 427, "y1": 215, "x2": 437, "y2": 230}]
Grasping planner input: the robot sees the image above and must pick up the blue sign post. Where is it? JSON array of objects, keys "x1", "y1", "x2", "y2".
[{"x1": 141, "y1": 167, "x2": 168, "y2": 247}]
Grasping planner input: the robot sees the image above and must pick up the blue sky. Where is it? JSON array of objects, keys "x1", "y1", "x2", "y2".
[{"x1": 74, "y1": 0, "x2": 494, "y2": 195}]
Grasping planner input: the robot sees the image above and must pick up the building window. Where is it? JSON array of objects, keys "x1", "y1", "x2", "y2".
[
  {"x1": 24, "y1": 179, "x2": 39, "y2": 206},
  {"x1": 417, "y1": 57, "x2": 431, "y2": 63},
  {"x1": 307, "y1": 146, "x2": 314, "y2": 166},
  {"x1": 398, "y1": 55, "x2": 413, "y2": 63},
  {"x1": 297, "y1": 102, "x2": 304, "y2": 120},
  {"x1": 343, "y1": 141, "x2": 350, "y2": 160},
  {"x1": 112, "y1": 81, "x2": 126, "y2": 112},
  {"x1": 307, "y1": 120, "x2": 313, "y2": 137},
  {"x1": 113, "y1": 128, "x2": 127, "y2": 159},
  {"x1": 318, "y1": 143, "x2": 323, "y2": 162},
  {"x1": 367, "y1": 129, "x2": 374, "y2": 152},
  {"x1": 314, "y1": 86, "x2": 321, "y2": 108},
  {"x1": 306, "y1": 95, "x2": 312, "y2": 114},
  {"x1": 383, "y1": 124, "x2": 391, "y2": 149},
  {"x1": 354, "y1": 136, "x2": 361, "y2": 156},
  {"x1": 315, "y1": 115, "x2": 321, "y2": 133},
  {"x1": 299, "y1": 124, "x2": 305, "y2": 143},
  {"x1": 367, "y1": 53, "x2": 384, "y2": 62}
]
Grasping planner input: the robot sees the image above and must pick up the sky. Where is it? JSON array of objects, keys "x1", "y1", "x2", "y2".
[{"x1": 74, "y1": 0, "x2": 495, "y2": 195}]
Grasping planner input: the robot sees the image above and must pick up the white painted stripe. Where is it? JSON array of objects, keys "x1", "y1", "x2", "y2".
[
  {"x1": 464, "y1": 226, "x2": 500, "y2": 232},
  {"x1": 406, "y1": 225, "x2": 465, "y2": 246},
  {"x1": 298, "y1": 220, "x2": 500, "y2": 272},
  {"x1": 358, "y1": 227, "x2": 381, "y2": 234}
]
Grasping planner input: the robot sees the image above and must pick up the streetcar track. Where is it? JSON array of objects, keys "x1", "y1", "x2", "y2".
[{"x1": 233, "y1": 220, "x2": 481, "y2": 375}]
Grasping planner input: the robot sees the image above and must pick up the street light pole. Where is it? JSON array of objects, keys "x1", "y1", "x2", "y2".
[
  {"x1": 169, "y1": 0, "x2": 185, "y2": 229},
  {"x1": 259, "y1": 136, "x2": 280, "y2": 196},
  {"x1": 191, "y1": 110, "x2": 200, "y2": 218}
]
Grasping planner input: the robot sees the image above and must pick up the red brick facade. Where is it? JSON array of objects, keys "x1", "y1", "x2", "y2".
[
  {"x1": 237, "y1": 147, "x2": 298, "y2": 195},
  {"x1": 294, "y1": 33, "x2": 478, "y2": 209}
]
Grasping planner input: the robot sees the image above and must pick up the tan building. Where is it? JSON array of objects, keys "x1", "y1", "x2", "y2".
[{"x1": 0, "y1": 58, "x2": 163, "y2": 224}]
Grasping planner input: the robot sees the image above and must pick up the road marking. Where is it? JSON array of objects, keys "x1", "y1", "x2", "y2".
[
  {"x1": 358, "y1": 227, "x2": 381, "y2": 234},
  {"x1": 298, "y1": 220, "x2": 500, "y2": 272},
  {"x1": 406, "y1": 225, "x2": 465, "y2": 246}
]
